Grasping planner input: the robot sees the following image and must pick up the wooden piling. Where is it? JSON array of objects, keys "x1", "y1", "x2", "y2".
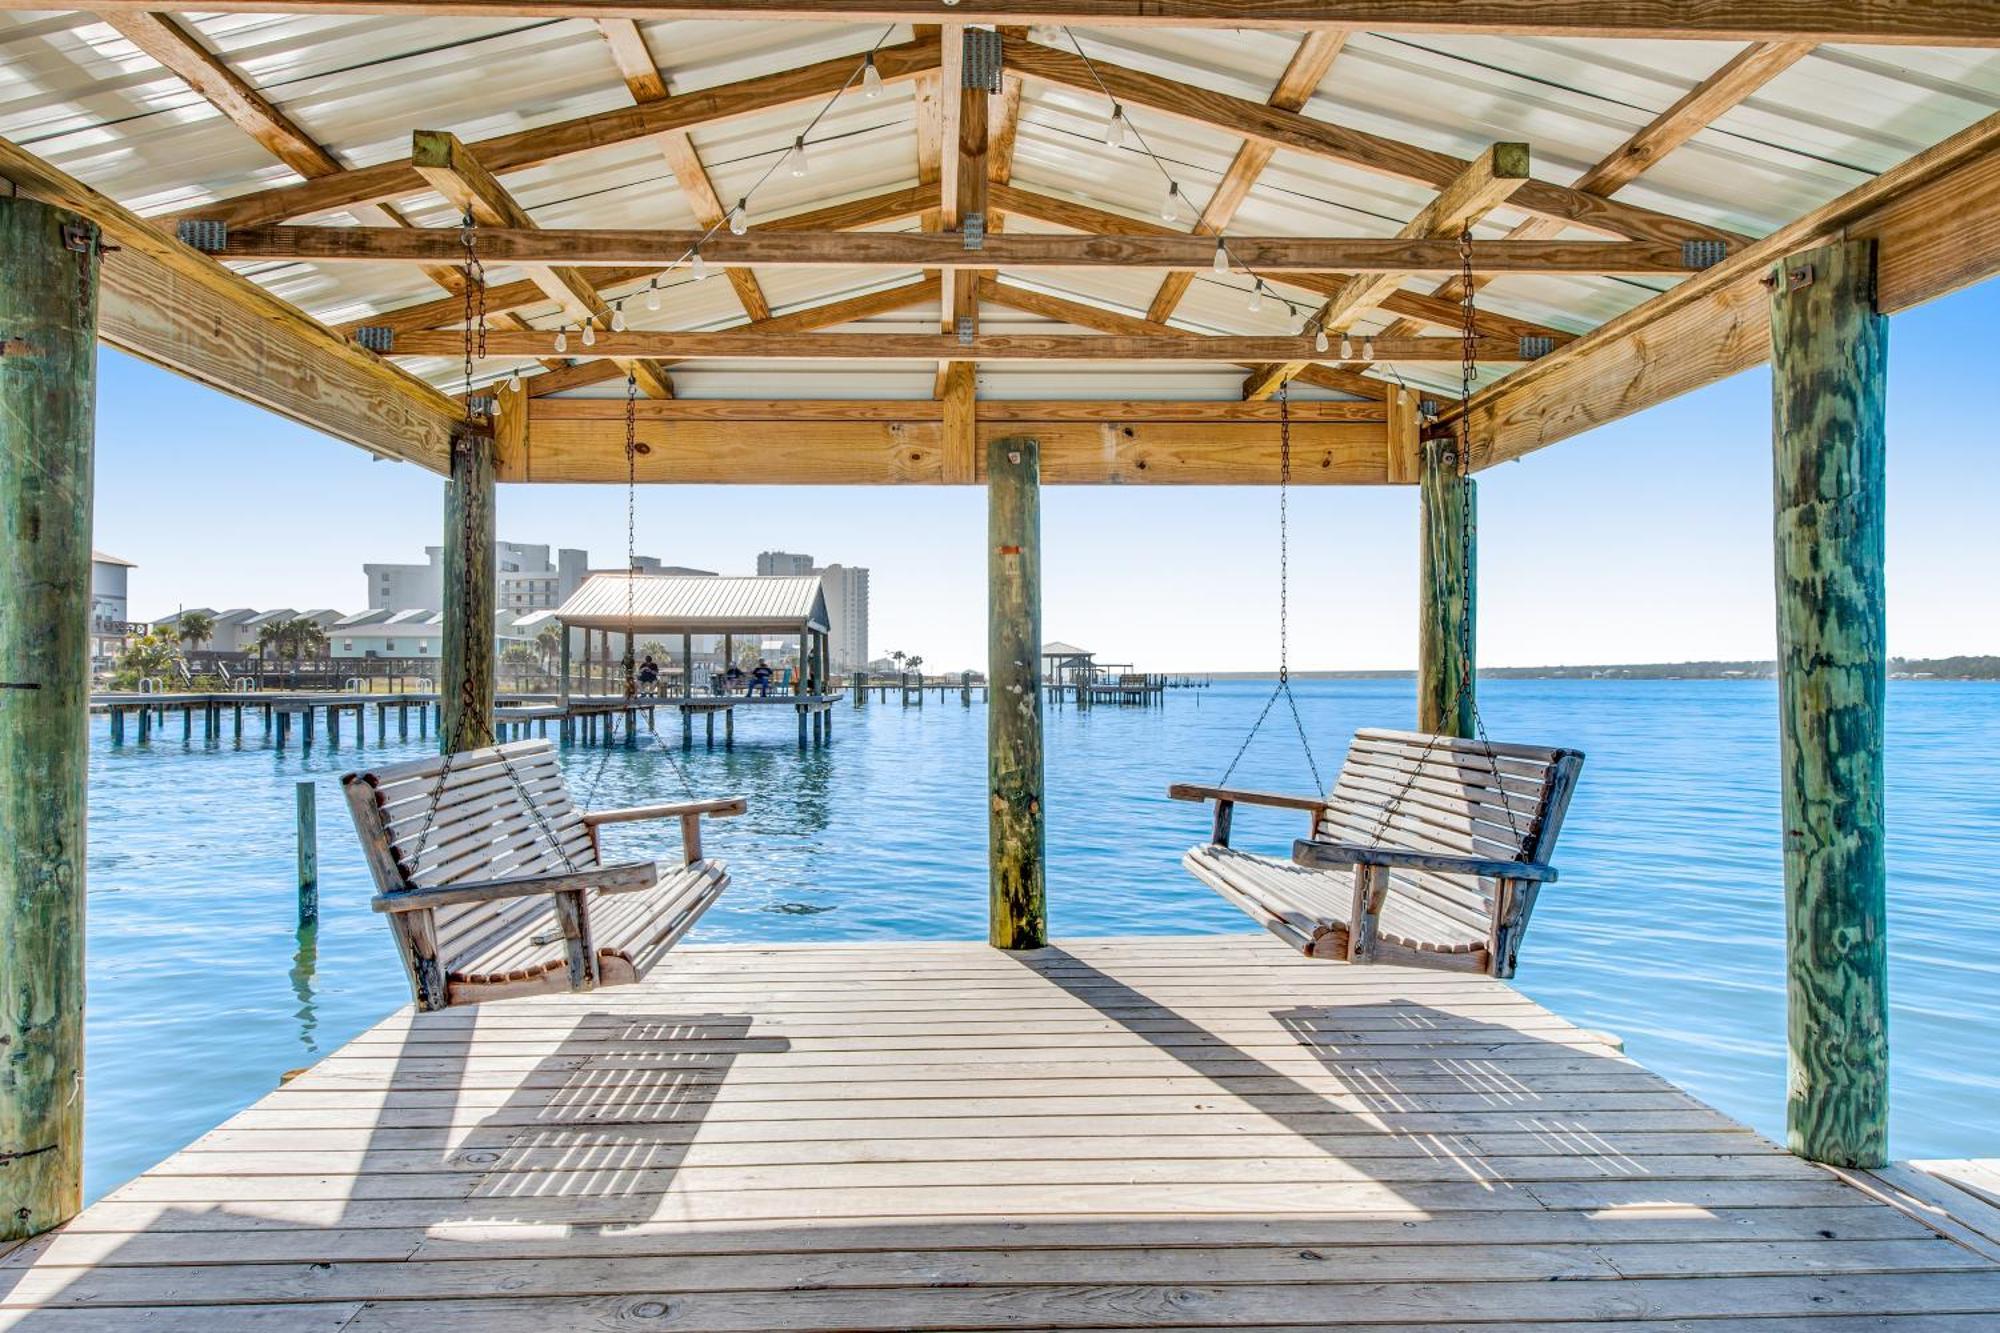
[
  {"x1": 0, "y1": 196, "x2": 97, "y2": 1241},
  {"x1": 1418, "y1": 437, "x2": 1476, "y2": 737},
  {"x1": 987, "y1": 434, "x2": 1046, "y2": 950},
  {"x1": 440, "y1": 422, "x2": 496, "y2": 753},
  {"x1": 295, "y1": 782, "x2": 318, "y2": 927},
  {"x1": 1769, "y1": 239, "x2": 1889, "y2": 1169}
]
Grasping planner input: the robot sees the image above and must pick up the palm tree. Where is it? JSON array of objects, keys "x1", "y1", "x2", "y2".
[
  {"x1": 174, "y1": 610, "x2": 215, "y2": 652},
  {"x1": 535, "y1": 623, "x2": 564, "y2": 672},
  {"x1": 906, "y1": 654, "x2": 924, "y2": 681},
  {"x1": 889, "y1": 649, "x2": 905, "y2": 675},
  {"x1": 288, "y1": 618, "x2": 328, "y2": 677},
  {"x1": 255, "y1": 621, "x2": 285, "y2": 682}
]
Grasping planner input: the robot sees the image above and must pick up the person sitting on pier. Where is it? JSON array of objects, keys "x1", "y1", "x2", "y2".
[
  {"x1": 751, "y1": 659, "x2": 773, "y2": 697},
  {"x1": 724, "y1": 663, "x2": 745, "y2": 695},
  {"x1": 636, "y1": 655, "x2": 660, "y2": 698}
]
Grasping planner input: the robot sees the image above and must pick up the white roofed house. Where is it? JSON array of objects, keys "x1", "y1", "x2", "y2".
[{"x1": 87, "y1": 551, "x2": 135, "y2": 670}]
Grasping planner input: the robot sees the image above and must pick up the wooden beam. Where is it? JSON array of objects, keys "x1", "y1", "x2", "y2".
[
  {"x1": 410, "y1": 128, "x2": 674, "y2": 398},
  {"x1": 52, "y1": 2, "x2": 2000, "y2": 44},
  {"x1": 940, "y1": 360, "x2": 977, "y2": 483},
  {"x1": 978, "y1": 277, "x2": 1388, "y2": 399},
  {"x1": 1454, "y1": 108, "x2": 2000, "y2": 467},
  {"x1": 597, "y1": 19, "x2": 773, "y2": 323},
  {"x1": 1003, "y1": 37, "x2": 1744, "y2": 248},
  {"x1": 1243, "y1": 141, "x2": 1532, "y2": 400},
  {"x1": 1416, "y1": 438, "x2": 1475, "y2": 736},
  {"x1": 441, "y1": 423, "x2": 497, "y2": 753},
  {"x1": 522, "y1": 275, "x2": 940, "y2": 396},
  {"x1": 988, "y1": 432, "x2": 1046, "y2": 950},
  {"x1": 158, "y1": 35, "x2": 942, "y2": 231},
  {"x1": 217, "y1": 225, "x2": 1704, "y2": 275},
  {"x1": 515, "y1": 400, "x2": 1393, "y2": 484},
  {"x1": 395, "y1": 329, "x2": 1527, "y2": 361},
  {"x1": 1147, "y1": 29, "x2": 1345, "y2": 323},
  {"x1": 0, "y1": 134, "x2": 457, "y2": 470},
  {"x1": 532, "y1": 397, "x2": 1387, "y2": 422}
]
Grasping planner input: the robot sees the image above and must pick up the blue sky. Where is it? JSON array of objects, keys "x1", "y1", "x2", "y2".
[{"x1": 95, "y1": 280, "x2": 1996, "y2": 674}]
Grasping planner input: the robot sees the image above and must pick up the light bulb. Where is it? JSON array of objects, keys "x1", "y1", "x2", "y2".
[
  {"x1": 1159, "y1": 181, "x2": 1183, "y2": 223},
  {"x1": 1362, "y1": 337, "x2": 1375, "y2": 361},
  {"x1": 554, "y1": 326, "x2": 568, "y2": 354},
  {"x1": 506, "y1": 369, "x2": 522, "y2": 391},
  {"x1": 862, "y1": 51, "x2": 883, "y2": 99},
  {"x1": 1103, "y1": 105, "x2": 1127, "y2": 149},
  {"x1": 611, "y1": 303, "x2": 626, "y2": 333},
  {"x1": 691, "y1": 249, "x2": 708, "y2": 281},
  {"x1": 581, "y1": 320, "x2": 597, "y2": 347},
  {"x1": 1339, "y1": 335, "x2": 1353, "y2": 360},
  {"x1": 490, "y1": 394, "x2": 502, "y2": 418},
  {"x1": 645, "y1": 279, "x2": 661, "y2": 310},
  {"x1": 789, "y1": 135, "x2": 809, "y2": 178},
  {"x1": 1248, "y1": 282, "x2": 1264, "y2": 313},
  {"x1": 728, "y1": 199, "x2": 748, "y2": 235},
  {"x1": 1314, "y1": 327, "x2": 1329, "y2": 354},
  {"x1": 1211, "y1": 238, "x2": 1228, "y2": 274}
]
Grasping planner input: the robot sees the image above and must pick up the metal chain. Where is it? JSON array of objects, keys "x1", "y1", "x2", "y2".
[{"x1": 623, "y1": 370, "x2": 639, "y2": 702}]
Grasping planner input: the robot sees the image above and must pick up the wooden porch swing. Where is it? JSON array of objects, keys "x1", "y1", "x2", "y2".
[{"x1": 1170, "y1": 236, "x2": 1584, "y2": 979}]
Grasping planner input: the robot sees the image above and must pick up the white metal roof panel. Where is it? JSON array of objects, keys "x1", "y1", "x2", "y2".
[{"x1": 556, "y1": 573, "x2": 829, "y2": 633}]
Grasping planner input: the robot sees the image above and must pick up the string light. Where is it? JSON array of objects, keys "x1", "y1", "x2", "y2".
[
  {"x1": 691, "y1": 249, "x2": 708, "y2": 282},
  {"x1": 645, "y1": 278, "x2": 661, "y2": 311},
  {"x1": 1314, "y1": 326, "x2": 1329, "y2": 354},
  {"x1": 1158, "y1": 181, "x2": 1185, "y2": 224},
  {"x1": 506, "y1": 368, "x2": 522, "y2": 391},
  {"x1": 1103, "y1": 104, "x2": 1128, "y2": 149},
  {"x1": 1211, "y1": 238, "x2": 1229, "y2": 274},
  {"x1": 1340, "y1": 335, "x2": 1353, "y2": 360},
  {"x1": 728, "y1": 199, "x2": 748, "y2": 235},
  {"x1": 1362, "y1": 336, "x2": 1375, "y2": 361},
  {"x1": 581, "y1": 319, "x2": 597, "y2": 347},
  {"x1": 862, "y1": 51, "x2": 884, "y2": 98},
  {"x1": 610, "y1": 301, "x2": 627, "y2": 333},
  {"x1": 1248, "y1": 281, "x2": 1264, "y2": 313},
  {"x1": 788, "y1": 135, "x2": 810, "y2": 178},
  {"x1": 554, "y1": 326, "x2": 568, "y2": 353}
]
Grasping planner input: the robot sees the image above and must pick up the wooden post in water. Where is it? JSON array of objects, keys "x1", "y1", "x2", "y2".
[
  {"x1": 1769, "y1": 239, "x2": 1888, "y2": 1168},
  {"x1": 1418, "y1": 437, "x2": 1476, "y2": 738},
  {"x1": 988, "y1": 435, "x2": 1046, "y2": 950},
  {"x1": 0, "y1": 196, "x2": 98, "y2": 1241},
  {"x1": 295, "y1": 782, "x2": 318, "y2": 927},
  {"x1": 440, "y1": 422, "x2": 495, "y2": 753}
]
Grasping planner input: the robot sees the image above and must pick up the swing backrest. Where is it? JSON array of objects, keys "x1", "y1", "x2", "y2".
[
  {"x1": 1314, "y1": 728, "x2": 1581, "y2": 941},
  {"x1": 347, "y1": 740, "x2": 598, "y2": 964}
]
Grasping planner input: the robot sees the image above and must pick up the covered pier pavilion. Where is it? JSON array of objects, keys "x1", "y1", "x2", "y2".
[{"x1": 3, "y1": 1, "x2": 2000, "y2": 1326}]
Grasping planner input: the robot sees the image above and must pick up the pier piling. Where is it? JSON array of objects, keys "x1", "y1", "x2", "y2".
[
  {"x1": 987, "y1": 434, "x2": 1046, "y2": 950},
  {"x1": 295, "y1": 781, "x2": 318, "y2": 927}
]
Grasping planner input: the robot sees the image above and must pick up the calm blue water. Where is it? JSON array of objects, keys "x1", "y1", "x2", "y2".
[{"x1": 81, "y1": 679, "x2": 1998, "y2": 1199}]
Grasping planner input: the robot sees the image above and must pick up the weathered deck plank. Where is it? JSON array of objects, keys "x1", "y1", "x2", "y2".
[{"x1": 1, "y1": 934, "x2": 1994, "y2": 1330}]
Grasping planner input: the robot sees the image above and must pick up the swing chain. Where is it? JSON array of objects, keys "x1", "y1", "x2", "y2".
[{"x1": 623, "y1": 370, "x2": 639, "y2": 702}]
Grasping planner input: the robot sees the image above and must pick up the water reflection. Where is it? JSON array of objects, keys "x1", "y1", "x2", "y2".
[{"x1": 288, "y1": 920, "x2": 319, "y2": 1057}]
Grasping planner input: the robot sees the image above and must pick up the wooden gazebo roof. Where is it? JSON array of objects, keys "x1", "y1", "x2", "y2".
[{"x1": 2, "y1": 3, "x2": 1994, "y2": 484}]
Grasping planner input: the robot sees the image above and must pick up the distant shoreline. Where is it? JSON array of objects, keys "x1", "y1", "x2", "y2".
[{"x1": 1183, "y1": 657, "x2": 2000, "y2": 682}]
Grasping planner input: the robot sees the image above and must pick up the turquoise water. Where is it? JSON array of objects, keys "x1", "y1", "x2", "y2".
[{"x1": 81, "y1": 679, "x2": 1998, "y2": 1200}]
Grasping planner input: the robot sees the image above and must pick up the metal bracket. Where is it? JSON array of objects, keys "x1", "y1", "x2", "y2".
[
  {"x1": 962, "y1": 28, "x2": 1003, "y2": 93},
  {"x1": 464, "y1": 394, "x2": 497, "y2": 419},
  {"x1": 176, "y1": 219, "x2": 228, "y2": 253},
  {"x1": 1517, "y1": 335, "x2": 1554, "y2": 360},
  {"x1": 1762, "y1": 262, "x2": 1816, "y2": 294},
  {"x1": 962, "y1": 212, "x2": 985, "y2": 250},
  {"x1": 354, "y1": 326, "x2": 396, "y2": 354},
  {"x1": 956, "y1": 316, "x2": 976, "y2": 347},
  {"x1": 60, "y1": 221, "x2": 95, "y2": 255},
  {"x1": 1681, "y1": 238, "x2": 1728, "y2": 270},
  {"x1": 1419, "y1": 398, "x2": 1443, "y2": 420}
]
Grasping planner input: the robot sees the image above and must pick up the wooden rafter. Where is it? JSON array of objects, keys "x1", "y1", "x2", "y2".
[
  {"x1": 1003, "y1": 36, "x2": 1745, "y2": 249},
  {"x1": 0, "y1": 134, "x2": 457, "y2": 469},
  {"x1": 596, "y1": 19, "x2": 773, "y2": 323},
  {"x1": 157, "y1": 35, "x2": 941, "y2": 232},
  {"x1": 214, "y1": 226, "x2": 1707, "y2": 275},
  {"x1": 1453, "y1": 108, "x2": 2000, "y2": 466},
  {"x1": 393, "y1": 330, "x2": 1525, "y2": 361},
  {"x1": 1242, "y1": 141, "x2": 1532, "y2": 400},
  {"x1": 1146, "y1": 29, "x2": 1345, "y2": 323},
  {"x1": 51, "y1": 2, "x2": 2000, "y2": 44},
  {"x1": 410, "y1": 129, "x2": 674, "y2": 397}
]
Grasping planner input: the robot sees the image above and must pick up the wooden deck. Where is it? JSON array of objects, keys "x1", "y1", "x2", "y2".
[{"x1": 4, "y1": 933, "x2": 1998, "y2": 1329}]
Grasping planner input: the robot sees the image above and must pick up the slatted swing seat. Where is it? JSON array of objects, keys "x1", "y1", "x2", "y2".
[
  {"x1": 1171, "y1": 728, "x2": 1583, "y2": 977},
  {"x1": 343, "y1": 739, "x2": 745, "y2": 1011}
]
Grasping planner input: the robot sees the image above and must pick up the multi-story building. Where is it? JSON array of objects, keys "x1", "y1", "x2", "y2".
[
  {"x1": 89, "y1": 552, "x2": 136, "y2": 667},
  {"x1": 364, "y1": 542, "x2": 614, "y2": 615},
  {"x1": 756, "y1": 552, "x2": 869, "y2": 671}
]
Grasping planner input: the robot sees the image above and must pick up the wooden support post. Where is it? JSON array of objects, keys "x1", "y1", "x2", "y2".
[
  {"x1": 110, "y1": 708, "x2": 124, "y2": 745},
  {"x1": 682, "y1": 632, "x2": 693, "y2": 700},
  {"x1": 440, "y1": 423, "x2": 496, "y2": 754},
  {"x1": 1417, "y1": 437, "x2": 1476, "y2": 737},
  {"x1": 988, "y1": 434, "x2": 1046, "y2": 950},
  {"x1": 295, "y1": 781, "x2": 318, "y2": 926},
  {"x1": 1770, "y1": 239, "x2": 1888, "y2": 1168},
  {"x1": 0, "y1": 196, "x2": 97, "y2": 1241}
]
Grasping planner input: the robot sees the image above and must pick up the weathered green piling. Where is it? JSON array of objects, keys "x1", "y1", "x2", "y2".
[
  {"x1": 440, "y1": 422, "x2": 495, "y2": 754},
  {"x1": 296, "y1": 781, "x2": 318, "y2": 927},
  {"x1": 0, "y1": 197, "x2": 98, "y2": 1241},
  {"x1": 1770, "y1": 239, "x2": 1889, "y2": 1168},
  {"x1": 1418, "y1": 436, "x2": 1476, "y2": 737},
  {"x1": 988, "y1": 434, "x2": 1046, "y2": 949}
]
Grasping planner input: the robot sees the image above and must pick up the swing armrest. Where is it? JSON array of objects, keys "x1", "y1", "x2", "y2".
[
  {"x1": 582, "y1": 796, "x2": 748, "y2": 826},
  {"x1": 372, "y1": 860, "x2": 660, "y2": 914},
  {"x1": 1291, "y1": 840, "x2": 1558, "y2": 883},
  {"x1": 1168, "y1": 783, "x2": 1327, "y2": 813}
]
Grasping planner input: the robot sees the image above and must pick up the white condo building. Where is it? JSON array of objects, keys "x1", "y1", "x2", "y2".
[
  {"x1": 757, "y1": 551, "x2": 868, "y2": 672},
  {"x1": 364, "y1": 542, "x2": 597, "y2": 616}
]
